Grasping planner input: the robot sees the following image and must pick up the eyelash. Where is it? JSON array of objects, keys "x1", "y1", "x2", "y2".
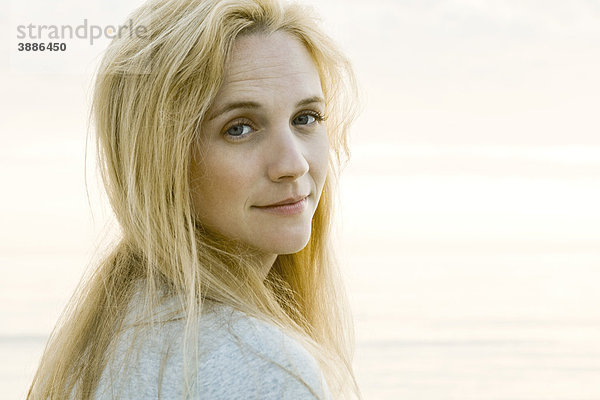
[
  {"x1": 222, "y1": 118, "x2": 256, "y2": 141},
  {"x1": 297, "y1": 110, "x2": 326, "y2": 125},
  {"x1": 222, "y1": 110, "x2": 326, "y2": 142}
]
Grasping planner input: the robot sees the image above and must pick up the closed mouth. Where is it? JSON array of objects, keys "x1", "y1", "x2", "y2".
[{"x1": 255, "y1": 195, "x2": 308, "y2": 208}]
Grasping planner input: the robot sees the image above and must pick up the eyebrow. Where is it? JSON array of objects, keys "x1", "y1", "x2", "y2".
[{"x1": 207, "y1": 96, "x2": 325, "y2": 121}]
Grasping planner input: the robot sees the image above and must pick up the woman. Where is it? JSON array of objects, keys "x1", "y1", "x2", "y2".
[{"x1": 27, "y1": 0, "x2": 360, "y2": 398}]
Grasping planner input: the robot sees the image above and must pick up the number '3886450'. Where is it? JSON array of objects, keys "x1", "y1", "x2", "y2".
[{"x1": 17, "y1": 42, "x2": 67, "y2": 51}]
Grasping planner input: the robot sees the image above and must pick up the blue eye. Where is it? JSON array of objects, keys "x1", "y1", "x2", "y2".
[
  {"x1": 225, "y1": 123, "x2": 254, "y2": 138},
  {"x1": 293, "y1": 111, "x2": 324, "y2": 126},
  {"x1": 293, "y1": 114, "x2": 315, "y2": 125}
]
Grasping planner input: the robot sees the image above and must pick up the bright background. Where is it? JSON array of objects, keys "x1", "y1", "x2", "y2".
[{"x1": 2, "y1": 0, "x2": 600, "y2": 399}]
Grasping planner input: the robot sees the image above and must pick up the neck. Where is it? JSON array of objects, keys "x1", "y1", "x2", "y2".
[{"x1": 250, "y1": 252, "x2": 278, "y2": 281}]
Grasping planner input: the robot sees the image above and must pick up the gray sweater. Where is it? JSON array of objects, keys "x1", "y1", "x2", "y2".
[{"x1": 93, "y1": 301, "x2": 332, "y2": 399}]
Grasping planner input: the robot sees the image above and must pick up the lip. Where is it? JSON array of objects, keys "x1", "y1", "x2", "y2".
[
  {"x1": 253, "y1": 195, "x2": 308, "y2": 215},
  {"x1": 259, "y1": 195, "x2": 308, "y2": 207}
]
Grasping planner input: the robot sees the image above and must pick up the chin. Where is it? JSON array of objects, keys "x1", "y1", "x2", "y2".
[{"x1": 260, "y1": 229, "x2": 312, "y2": 255}]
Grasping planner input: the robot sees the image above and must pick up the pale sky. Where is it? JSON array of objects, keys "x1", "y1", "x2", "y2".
[{"x1": 1, "y1": 0, "x2": 599, "y2": 261}]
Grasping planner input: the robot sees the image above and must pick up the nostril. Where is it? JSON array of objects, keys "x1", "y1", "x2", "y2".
[
  {"x1": 266, "y1": 133, "x2": 309, "y2": 182},
  {"x1": 268, "y1": 153, "x2": 309, "y2": 182}
]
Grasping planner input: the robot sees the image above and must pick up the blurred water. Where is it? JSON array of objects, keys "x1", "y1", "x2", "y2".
[
  {"x1": 1, "y1": 336, "x2": 45, "y2": 400},
  {"x1": 345, "y1": 252, "x2": 600, "y2": 399}
]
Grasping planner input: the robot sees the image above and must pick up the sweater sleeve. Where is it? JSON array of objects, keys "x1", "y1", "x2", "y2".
[{"x1": 93, "y1": 304, "x2": 332, "y2": 400}]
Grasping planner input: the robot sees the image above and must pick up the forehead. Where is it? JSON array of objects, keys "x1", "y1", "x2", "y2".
[{"x1": 216, "y1": 31, "x2": 323, "y2": 102}]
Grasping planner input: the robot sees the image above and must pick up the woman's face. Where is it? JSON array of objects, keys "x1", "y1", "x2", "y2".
[{"x1": 190, "y1": 31, "x2": 329, "y2": 259}]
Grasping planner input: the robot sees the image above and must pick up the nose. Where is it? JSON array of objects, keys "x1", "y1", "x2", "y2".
[{"x1": 267, "y1": 125, "x2": 309, "y2": 182}]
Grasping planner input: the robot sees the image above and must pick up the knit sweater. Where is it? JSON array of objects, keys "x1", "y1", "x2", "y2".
[{"x1": 92, "y1": 300, "x2": 332, "y2": 399}]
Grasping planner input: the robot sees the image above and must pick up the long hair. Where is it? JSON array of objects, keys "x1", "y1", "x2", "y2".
[{"x1": 27, "y1": 0, "x2": 360, "y2": 398}]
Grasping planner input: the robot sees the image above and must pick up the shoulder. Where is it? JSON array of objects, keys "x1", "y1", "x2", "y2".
[
  {"x1": 198, "y1": 304, "x2": 331, "y2": 399},
  {"x1": 94, "y1": 302, "x2": 331, "y2": 400}
]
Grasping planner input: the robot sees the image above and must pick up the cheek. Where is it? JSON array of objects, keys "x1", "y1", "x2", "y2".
[
  {"x1": 309, "y1": 131, "x2": 330, "y2": 185},
  {"x1": 191, "y1": 152, "x2": 255, "y2": 213}
]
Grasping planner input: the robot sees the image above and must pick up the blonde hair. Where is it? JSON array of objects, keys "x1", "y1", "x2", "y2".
[{"x1": 27, "y1": 0, "x2": 360, "y2": 398}]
